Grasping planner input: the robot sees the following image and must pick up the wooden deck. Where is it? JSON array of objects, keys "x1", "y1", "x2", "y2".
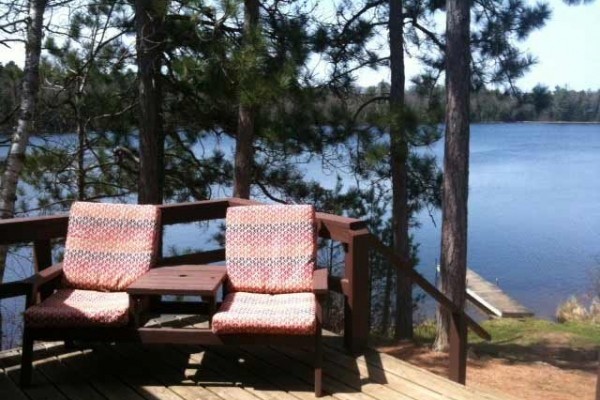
[
  {"x1": 466, "y1": 269, "x2": 533, "y2": 318},
  {"x1": 0, "y1": 330, "x2": 513, "y2": 400}
]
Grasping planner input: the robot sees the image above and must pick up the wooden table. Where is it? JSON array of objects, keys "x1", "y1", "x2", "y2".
[{"x1": 127, "y1": 265, "x2": 226, "y2": 325}]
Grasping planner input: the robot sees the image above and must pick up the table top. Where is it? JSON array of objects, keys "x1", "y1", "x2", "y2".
[{"x1": 126, "y1": 265, "x2": 227, "y2": 296}]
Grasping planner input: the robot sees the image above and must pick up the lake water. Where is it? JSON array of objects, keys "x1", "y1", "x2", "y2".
[
  {"x1": 413, "y1": 123, "x2": 600, "y2": 318},
  {"x1": 135, "y1": 122, "x2": 600, "y2": 318},
  {"x1": 1, "y1": 122, "x2": 599, "y2": 348}
]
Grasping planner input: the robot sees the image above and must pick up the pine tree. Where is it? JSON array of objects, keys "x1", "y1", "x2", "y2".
[
  {"x1": 233, "y1": 0, "x2": 259, "y2": 199},
  {"x1": 433, "y1": 0, "x2": 471, "y2": 353},
  {"x1": 136, "y1": 0, "x2": 166, "y2": 205}
]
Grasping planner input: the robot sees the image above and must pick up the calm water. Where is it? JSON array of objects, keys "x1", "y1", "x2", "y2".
[
  {"x1": 167, "y1": 123, "x2": 600, "y2": 318},
  {"x1": 1, "y1": 123, "x2": 599, "y2": 348},
  {"x1": 413, "y1": 123, "x2": 600, "y2": 318}
]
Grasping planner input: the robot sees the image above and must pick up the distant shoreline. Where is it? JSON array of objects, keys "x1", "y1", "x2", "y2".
[
  {"x1": 1, "y1": 121, "x2": 599, "y2": 139},
  {"x1": 517, "y1": 121, "x2": 600, "y2": 125},
  {"x1": 475, "y1": 121, "x2": 600, "y2": 125}
]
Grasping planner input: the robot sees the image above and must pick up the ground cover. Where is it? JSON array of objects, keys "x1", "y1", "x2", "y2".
[{"x1": 376, "y1": 318, "x2": 599, "y2": 400}]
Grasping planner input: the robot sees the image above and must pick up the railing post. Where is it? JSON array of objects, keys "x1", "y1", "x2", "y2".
[
  {"x1": 33, "y1": 239, "x2": 52, "y2": 272},
  {"x1": 343, "y1": 232, "x2": 369, "y2": 353},
  {"x1": 596, "y1": 350, "x2": 600, "y2": 400},
  {"x1": 33, "y1": 239, "x2": 53, "y2": 300},
  {"x1": 449, "y1": 311, "x2": 467, "y2": 384}
]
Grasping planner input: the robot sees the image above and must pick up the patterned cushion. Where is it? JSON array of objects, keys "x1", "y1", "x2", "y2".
[
  {"x1": 226, "y1": 205, "x2": 316, "y2": 294},
  {"x1": 24, "y1": 289, "x2": 130, "y2": 328},
  {"x1": 62, "y1": 202, "x2": 161, "y2": 292},
  {"x1": 211, "y1": 292, "x2": 316, "y2": 335}
]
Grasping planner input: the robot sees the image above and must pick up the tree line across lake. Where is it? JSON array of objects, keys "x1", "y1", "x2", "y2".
[{"x1": 2, "y1": 59, "x2": 598, "y2": 139}]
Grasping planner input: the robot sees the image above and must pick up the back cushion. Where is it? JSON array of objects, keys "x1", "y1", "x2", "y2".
[
  {"x1": 226, "y1": 204, "x2": 316, "y2": 294},
  {"x1": 62, "y1": 202, "x2": 161, "y2": 292}
]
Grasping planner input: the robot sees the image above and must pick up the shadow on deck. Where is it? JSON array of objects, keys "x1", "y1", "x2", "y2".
[{"x1": 0, "y1": 333, "x2": 513, "y2": 400}]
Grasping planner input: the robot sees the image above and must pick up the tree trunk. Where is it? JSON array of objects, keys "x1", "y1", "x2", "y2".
[
  {"x1": 434, "y1": 0, "x2": 471, "y2": 352},
  {"x1": 136, "y1": 0, "x2": 166, "y2": 205},
  {"x1": 74, "y1": 81, "x2": 87, "y2": 201},
  {"x1": 76, "y1": 111, "x2": 86, "y2": 201},
  {"x1": 0, "y1": 0, "x2": 47, "y2": 349},
  {"x1": 380, "y1": 261, "x2": 393, "y2": 336},
  {"x1": 234, "y1": 106, "x2": 254, "y2": 198},
  {"x1": 0, "y1": 0, "x2": 47, "y2": 275},
  {"x1": 233, "y1": 0, "x2": 259, "y2": 199},
  {"x1": 389, "y1": 0, "x2": 412, "y2": 340}
]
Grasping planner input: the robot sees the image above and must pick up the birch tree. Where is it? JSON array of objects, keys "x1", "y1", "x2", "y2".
[
  {"x1": 0, "y1": 0, "x2": 46, "y2": 347},
  {"x1": 0, "y1": 0, "x2": 47, "y2": 280}
]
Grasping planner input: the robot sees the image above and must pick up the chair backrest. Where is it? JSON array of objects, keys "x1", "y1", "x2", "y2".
[
  {"x1": 226, "y1": 204, "x2": 316, "y2": 294},
  {"x1": 62, "y1": 201, "x2": 161, "y2": 292}
]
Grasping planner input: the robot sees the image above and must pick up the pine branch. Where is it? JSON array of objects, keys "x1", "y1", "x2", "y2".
[
  {"x1": 409, "y1": 18, "x2": 445, "y2": 51},
  {"x1": 255, "y1": 180, "x2": 288, "y2": 204},
  {"x1": 353, "y1": 95, "x2": 389, "y2": 122},
  {"x1": 339, "y1": 0, "x2": 386, "y2": 39}
]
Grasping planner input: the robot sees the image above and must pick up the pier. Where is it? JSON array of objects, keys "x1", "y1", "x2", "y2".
[{"x1": 466, "y1": 269, "x2": 534, "y2": 318}]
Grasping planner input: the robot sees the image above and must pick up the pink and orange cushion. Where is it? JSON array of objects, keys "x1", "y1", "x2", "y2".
[
  {"x1": 24, "y1": 289, "x2": 130, "y2": 328},
  {"x1": 211, "y1": 292, "x2": 316, "y2": 335},
  {"x1": 24, "y1": 202, "x2": 160, "y2": 328},
  {"x1": 212, "y1": 204, "x2": 318, "y2": 335}
]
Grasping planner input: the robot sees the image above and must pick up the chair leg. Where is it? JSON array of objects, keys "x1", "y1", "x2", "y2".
[
  {"x1": 315, "y1": 328, "x2": 323, "y2": 397},
  {"x1": 315, "y1": 298, "x2": 323, "y2": 397},
  {"x1": 20, "y1": 328, "x2": 33, "y2": 387}
]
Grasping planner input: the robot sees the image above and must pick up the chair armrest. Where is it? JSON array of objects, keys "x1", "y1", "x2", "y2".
[
  {"x1": 26, "y1": 263, "x2": 63, "y2": 291},
  {"x1": 313, "y1": 268, "x2": 328, "y2": 296}
]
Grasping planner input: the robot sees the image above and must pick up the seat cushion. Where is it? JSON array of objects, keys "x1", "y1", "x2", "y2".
[
  {"x1": 226, "y1": 204, "x2": 316, "y2": 294},
  {"x1": 62, "y1": 201, "x2": 161, "y2": 291},
  {"x1": 212, "y1": 292, "x2": 316, "y2": 335},
  {"x1": 24, "y1": 289, "x2": 130, "y2": 328}
]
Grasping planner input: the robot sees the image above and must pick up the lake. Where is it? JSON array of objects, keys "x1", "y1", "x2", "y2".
[
  {"x1": 1, "y1": 122, "x2": 599, "y2": 348},
  {"x1": 138, "y1": 122, "x2": 600, "y2": 318},
  {"x1": 413, "y1": 123, "x2": 600, "y2": 318}
]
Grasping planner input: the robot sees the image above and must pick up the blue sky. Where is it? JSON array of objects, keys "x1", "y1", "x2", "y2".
[
  {"x1": 1, "y1": 0, "x2": 598, "y2": 91},
  {"x1": 513, "y1": 0, "x2": 600, "y2": 91},
  {"x1": 354, "y1": 0, "x2": 600, "y2": 91}
]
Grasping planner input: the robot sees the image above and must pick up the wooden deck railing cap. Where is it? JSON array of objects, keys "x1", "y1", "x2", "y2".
[{"x1": 227, "y1": 197, "x2": 368, "y2": 231}]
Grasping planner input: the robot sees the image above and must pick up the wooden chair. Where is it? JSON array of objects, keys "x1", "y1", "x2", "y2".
[
  {"x1": 19, "y1": 201, "x2": 161, "y2": 386},
  {"x1": 211, "y1": 204, "x2": 327, "y2": 397}
]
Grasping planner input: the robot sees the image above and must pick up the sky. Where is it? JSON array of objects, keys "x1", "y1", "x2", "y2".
[
  {"x1": 353, "y1": 0, "x2": 600, "y2": 91},
  {"x1": 0, "y1": 0, "x2": 598, "y2": 91}
]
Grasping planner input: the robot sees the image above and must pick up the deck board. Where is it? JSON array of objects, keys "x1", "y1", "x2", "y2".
[
  {"x1": 324, "y1": 337, "x2": 510, "y2": 400},
  {"x1": 59, "y1": 349, "x2": 147, "y2": 400},
  {"x1": 107, "y1": 343, "x2": 225, "y2": 400},
  {"x1": 0, "y1": 373, "x2": 29, "y2": 400},
  {"x1": 35, "y1": 354, "x2": 107, "y2": 400},
  {"x1": 0, "y1": 333, "x2": 514, "y2": 400},
  {"x1": 209, "y1": 345, "x2": 337, "y2": 400}
]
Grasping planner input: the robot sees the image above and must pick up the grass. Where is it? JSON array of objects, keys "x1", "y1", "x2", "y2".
[
  {"x1": 414, "y1": 318, "x2": 600, "y2": 347},
  {"x1": 476, "y1": 318, "x2": 600, "y2": 347},
  {"x1": 411, "y1": 317, "x2": 600, "y2": 368}
]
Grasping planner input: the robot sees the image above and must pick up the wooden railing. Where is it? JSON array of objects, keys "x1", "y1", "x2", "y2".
[
  {"x1": 369, "y1": 236, "x2": 490, "y2": 383},
  {"x1": 597, "y1": 351, "x2": 600, "y2": 400},
  {"x1": 0, "y1": 197, "x2": 489, "y2": 384}
]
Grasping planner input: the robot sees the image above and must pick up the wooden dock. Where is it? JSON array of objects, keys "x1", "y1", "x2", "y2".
[
  {"x1": 0, "y1": 328, "x2": 514, "y2": 400},
  {"x1": 466, "y1": 269, "x2": 533, "y2": 318}
]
